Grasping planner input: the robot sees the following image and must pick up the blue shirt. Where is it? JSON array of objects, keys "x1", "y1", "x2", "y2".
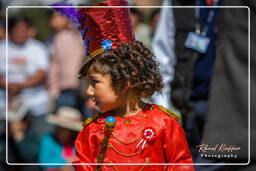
[{"x1": 39, "y1": 134, "x2": 67, "y2": 168}]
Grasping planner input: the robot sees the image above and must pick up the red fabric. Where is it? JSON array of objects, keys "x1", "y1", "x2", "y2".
[
  {"x1": 73, "y1": 104, "x2": 194, "y2": 171},
  {"x1": 206, "y1": 0, "x2": 214, "y2": 5},
  {"x1": 78, "y1": 0, "x2": 135, "y2": 56}
]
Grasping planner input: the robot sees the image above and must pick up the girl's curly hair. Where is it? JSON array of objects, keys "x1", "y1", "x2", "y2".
[{"x1": 79, "y1": 40, "x2": 163, "y2": 98}]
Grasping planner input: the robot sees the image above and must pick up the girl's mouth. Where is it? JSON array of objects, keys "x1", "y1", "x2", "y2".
[
  {"x1": 92, "y1": 96, "x2": 96, "y2": 103},
  {"x1": 92, "y1": 96, "x2": 99, "y2": 106},
  {"x1": 90, "y1": 96, "x2": 101, "y2": 112}
]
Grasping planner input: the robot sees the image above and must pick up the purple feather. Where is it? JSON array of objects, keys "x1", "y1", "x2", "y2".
[{"x1": 50, "y1": 2, "x2": 80, "y2": 26}]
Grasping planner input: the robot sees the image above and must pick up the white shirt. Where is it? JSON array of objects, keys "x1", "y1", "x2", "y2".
[
  {"x1": 0, "y1": 39, "x2": 50, "y2": 116},
  {"x1": 151, "y1": 0, "x2": 176, "y2": 110}
]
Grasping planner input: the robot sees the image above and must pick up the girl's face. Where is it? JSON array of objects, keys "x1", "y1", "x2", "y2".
[{"x1": 86, "y1": 72, "x2": 121, "y2": 113}]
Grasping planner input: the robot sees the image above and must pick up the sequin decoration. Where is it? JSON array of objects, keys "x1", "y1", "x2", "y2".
[
  {"x1": 101, "y1": 39, "x2": 112, "y2": 50},
  {"x1": 78, "y1": 0, "x2": 135, "y2": 60}
]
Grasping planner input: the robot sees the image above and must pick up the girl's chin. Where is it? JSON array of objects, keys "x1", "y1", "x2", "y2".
[
  {"x1": 99, "y1": 106, "x2": 114, "y2": 114},
  {"x1": 99, "y1": 108, "x2": 108, "y2": 113}
]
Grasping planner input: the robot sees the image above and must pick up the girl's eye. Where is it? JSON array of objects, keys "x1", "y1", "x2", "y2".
[{"x1": 92, "y1": 79, "x2": 100, "y2": 86}]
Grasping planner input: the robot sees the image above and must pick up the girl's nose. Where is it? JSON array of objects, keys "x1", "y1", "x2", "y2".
[{"x1": 86, "y1": 85, "x2": 94, "y2": 96}]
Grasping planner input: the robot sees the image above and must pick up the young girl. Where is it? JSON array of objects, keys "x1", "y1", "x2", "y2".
[{"x1": 52, "y1": 0, "x2": 194, "y2": 170}]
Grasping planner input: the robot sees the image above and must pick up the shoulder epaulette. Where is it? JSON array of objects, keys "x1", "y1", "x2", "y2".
[
  {"x1": 157, "y1": 105, "x2": 181, "y2": 121},
  {"x1": 82, "y1": 113, "x2": 100, "y2": 127}
]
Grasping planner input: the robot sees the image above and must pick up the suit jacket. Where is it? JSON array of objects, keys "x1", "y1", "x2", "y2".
[{"x1": 202, "y1": 0, "x2": 256, "y2": 161}]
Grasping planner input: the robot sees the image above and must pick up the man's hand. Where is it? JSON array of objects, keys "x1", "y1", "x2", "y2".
[
  {"x1": 8, "y1": 83, "x2": 23, "y2": 97},
  {"x1": 9, "y1": 121, "x2": 26, "y2": 142}
]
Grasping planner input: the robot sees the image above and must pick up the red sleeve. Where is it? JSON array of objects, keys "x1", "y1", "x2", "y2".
[
  {"x1": 163, "y1": 119, "x2": 195, "y2": 171},
  {"x1": 73, "y1": 125, "x2": 96, "y2": 171}
]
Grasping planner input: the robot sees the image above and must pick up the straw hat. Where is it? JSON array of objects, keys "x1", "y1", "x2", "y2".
[{"x1": 46, "y1": 107, "x2": 83, "y2": 131}]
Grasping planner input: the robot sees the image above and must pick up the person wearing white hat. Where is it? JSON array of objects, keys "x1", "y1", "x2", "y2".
[
  {"x1": 8, "y1": 103, "x2": 40, "y2": 171},
  {"x1": 38, "y1": 106, "x2": 83, "y2": 170}
]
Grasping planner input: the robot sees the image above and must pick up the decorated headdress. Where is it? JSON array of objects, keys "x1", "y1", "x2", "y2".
[{"x1": 51, "y1": 0, "x2": 135, "y2": 68}]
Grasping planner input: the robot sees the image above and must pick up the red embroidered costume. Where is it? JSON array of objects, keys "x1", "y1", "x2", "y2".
[{"x1": 74, "y1": 104, "x2": 194, "y2": 170}]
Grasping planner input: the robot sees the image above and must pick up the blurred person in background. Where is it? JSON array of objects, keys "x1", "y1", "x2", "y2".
[
  {"x1": 0, "y1": 19, "x2": 5, "y2": 116},
  {"x1": 153, "y1": 0, "x2": 255, "y2": 170},
  {"x1": 7, "y1": 110, "x2": 40, "y2": 171},
  {"x1": 27, "y1": 22, "x2": 37, "y2": 39},
  {"x1": 171, "y1": 0, "x2": 222, "y2": 160},
  {"x1": 0, "y1": 16, "x2": 7, "y2": 171},
  {"x1": 152, "y1": 0, "x2": 222, "y2": 161},
  {"x1": 149, "y1": 8, "x2": 160, "y2": 38},
  {"x1": 0, "y1": 19, "x2": 5, "y2": 130},
  {"x1": 39, "y1": 107, "x2": 82, "y2": 171},
  {"x1": 130, "y1": 8, "x2": 152, "y2": 48},
  {"x1": 0, "y1": 21, "x2": 5, "y2": 40},
  {"x1": 0, "y1": 16, "x2": 52, "y2": 140},
  {"x1": 46, "y1": 12, "x2": 71, "y2": 50},
  {"x1": 47, "y1": 12, "x2": 85, "y2": 116},
  {"x1": 197, "y1": 0, "x2": 256, "y2": 170},
  {"x1": 151, "y1": 0, "x2": 176, "y2": 114}
]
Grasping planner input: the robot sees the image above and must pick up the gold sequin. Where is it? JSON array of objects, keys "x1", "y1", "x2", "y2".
[
  {"x1": 82, "y1": 113, "x2": 99, "y2": 127},
  {"x1": 124, "y1": 119, "x2": 131, "y2": 124},
  {"x1": 158, "y1": 105, "x2": 180, "y2": 121},
  {"x1": 139, "y1": 113, "x2": 148, "y2": 118},
  {"x1": 107, "y1": 143, "x2": 112, "y2": 149}
]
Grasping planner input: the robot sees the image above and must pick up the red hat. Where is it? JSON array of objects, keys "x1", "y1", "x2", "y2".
[
  {"x1": 51, "y1": 0, "x2": 135, "y2": 67},
  {"x1": 78, "y1": 0, "x2": 135, "y2": 59}
]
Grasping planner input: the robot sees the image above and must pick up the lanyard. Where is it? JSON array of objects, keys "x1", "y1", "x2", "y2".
[{"x1": 195, "y1": 0, "x2": 219, "y2": 36}]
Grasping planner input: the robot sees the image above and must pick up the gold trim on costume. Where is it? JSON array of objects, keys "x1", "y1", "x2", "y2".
[
  {"x1": 107, "y1": 159, "x2": 150, "y2": 171},
  {"x1": 123, "y1": 119, "x2": 131, "y2": 124},
  {"x1": 80, "y1": 49, "x2": 105, "y2": 71},
  {"x1": 139, "y1": 158, "x2": 150, "y2": 171},
  {"x1": 108, "y1": 161, "x2": 118, "y2": 171},
  {"x1": 157, "y1": 105, "x2": 180, "y2": 121},
  {"x1": 139, "y1": 113, "x2": 148, "y2": 118},
  {"x1": 109, "y1": 143, "x2": 143, "y2": 157},
  {"x1": 111, "y1": 133, "x2": 142, "y2": 145},
  {"x1": 89, "y1": 48, "x2": 105, "y2": 58},
  {"x1": 82, "y1": 113, "x2": 99, "y2": 127}
]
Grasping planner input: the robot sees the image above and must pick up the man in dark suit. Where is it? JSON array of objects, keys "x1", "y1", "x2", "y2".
[
  {"x1": 153, "y1": 0, "x2": 255, "y2": 169},
  {"x1": 198, "y1": 0, "x2": 256, "y2": 170}
]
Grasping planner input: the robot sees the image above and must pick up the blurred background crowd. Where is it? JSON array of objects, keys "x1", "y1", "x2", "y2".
[{"x1": 0, "y1": 0, "x2": 255, "y2": 171}]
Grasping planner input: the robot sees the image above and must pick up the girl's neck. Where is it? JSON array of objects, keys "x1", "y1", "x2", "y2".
[
  {"x1": 111, "y1": 89, "x2": 145, "y2": 117},
  {"x1": 111, "y1": 100, "x2": 145, "y2": 117}
]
